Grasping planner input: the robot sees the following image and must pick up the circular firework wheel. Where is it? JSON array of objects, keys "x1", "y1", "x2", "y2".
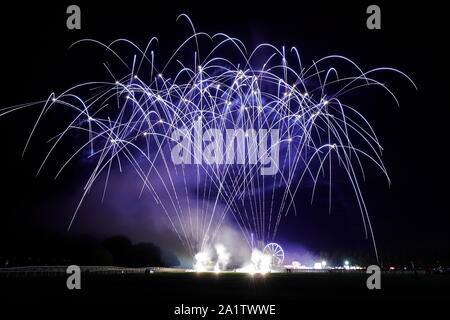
[{"x1": 263, "y1": 242, "x2": 284, "y2": 266}]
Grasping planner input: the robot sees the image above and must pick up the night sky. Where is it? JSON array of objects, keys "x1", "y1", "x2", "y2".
[{"x1": 0, "y1": 1, "x2": 448, "y2": 267}]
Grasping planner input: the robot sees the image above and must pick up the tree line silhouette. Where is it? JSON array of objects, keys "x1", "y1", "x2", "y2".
[{"x1": 0, "y1": 231, "x2": 179, "y2": 268}]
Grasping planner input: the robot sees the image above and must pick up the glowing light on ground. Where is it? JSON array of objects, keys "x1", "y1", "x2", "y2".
[{"x1": 237, "y1": 249, "x2": 272, "y2": 275}]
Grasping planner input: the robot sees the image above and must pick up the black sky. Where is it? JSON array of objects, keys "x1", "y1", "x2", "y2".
[{"x1": 0, "y1": 1, "x2": 448, "y2": 265}]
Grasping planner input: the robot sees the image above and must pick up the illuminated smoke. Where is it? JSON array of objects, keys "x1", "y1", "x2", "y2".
[
  {"x1": 193, "y1": 243, "x2": 231, "y2": 272},
  {"x1": 214, "y1": 244, "x2": 231, "y2": 272},
  {"x1": 237, "y1": 249, "x2": 272, "y2": 275},
  {"x1": 193, "y1": 250, "x2": 211, "y2": 272}
]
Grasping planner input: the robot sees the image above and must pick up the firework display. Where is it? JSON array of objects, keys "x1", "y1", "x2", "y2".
[
  {"x1": 1, "y1": 16, "x2": 414, "y2": 264},
  {"x1": 2, "y1": 3, "x2": 450, "y2": 310},
  {"x1": 0, "y1": 15, "x2": 415, "y2": 263}
]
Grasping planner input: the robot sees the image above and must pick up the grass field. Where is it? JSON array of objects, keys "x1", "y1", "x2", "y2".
[
  {"x1": 1, "y1": 267, "x2": 449, "y2": 302},
  {"x1": 1, "y1": 268, "x2": 448, "y2": 318}
]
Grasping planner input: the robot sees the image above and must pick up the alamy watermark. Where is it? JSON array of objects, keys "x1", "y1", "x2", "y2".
[
  {"x1": 66, "y1": 265, "x2": 81, "y2": 290},
  {"x1": 366, "y1": 265, "x2": 381, "y2": 289},
  {"x1": 366, "y1": 5, "x2": 381, "y2": 30},
  {"x1": 66, "y1": 5, "x2": 81, "y2": 30},
  {"x1": 170, "y1": 120, "x2": 280, "y2": 176}
]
